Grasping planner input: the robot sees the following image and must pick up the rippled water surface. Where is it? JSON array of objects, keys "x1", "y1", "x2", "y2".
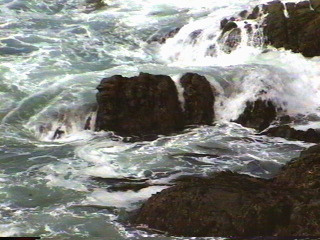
[{"x1": 1, "y1": 0, "x2": 320, "y2": 239}]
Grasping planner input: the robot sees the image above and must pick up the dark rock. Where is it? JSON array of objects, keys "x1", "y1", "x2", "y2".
[
  {"x1": 275, "y1": 149, "x2": 320, "y2": 189},
  {"x1": 147, "y1": 27, "x2": 181, "y2": 44},
  {"x1": 235, "y1": 99, "x2": 277, "y2": 131},
  {"x1": 239, "y1": 10, "x2": 249, "y2": 19},
  {"x1": 95, "y1": 73, "x2": 184, "y2": 136},
  {"x1": 223, "y1": 1, "x2": 320, "y2": 57},
  {"x1": 131, "y1": 143, "x2": 320, "y2": 237},
  {"x1": 132, "y1": 171, "x2": 294, "y2": 237},
  {"x1": 84, "y1": 116, "x2": 91, "y2": 130},
  {"x1": 221, "y1": 21, "x2": 238, "y2": 35},
  {"x1": 311, "y1": 0, "x2": 320, "y2": 12},
  {"x1": 220, "y1": 18, "x2": 229, "y2": 29},
  {"x1": 84, "y1": 0, "x2": 106, "y2": 13},
  {"x1": 272, "y1": 145, "x2": 320, "y2": 235},
  {"x1": 300, "y1": 144, "x2": 320, "y2": 157},
  {"x1": 263, "y1": 1, "x2": 288, "y2": 49},
  {"x1": 219, "y1": 28, "x2": 242, "y2": 53},
  {"x1": 52, "y1": 127, "x2": 65, "y2": 140},
  {"x1": 95, "y1": 73, "x2": 215, "y2": 137},
  {"x1": 189, "y1": 29, "x2": 203, "y2": 39},
  {"x1": 263, "y1": 125, "x2": 320, "y2": 143},
  {"x1": 180, "y1": 73, "x2": 214, "y2": 125},
  {"x1": 247, "y1": 6, "x2": 260, "y2": 19}
]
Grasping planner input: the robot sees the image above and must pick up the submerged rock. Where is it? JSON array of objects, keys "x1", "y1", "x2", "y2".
[
  {"x1": 95, "y1": 72, "x2": 215, "y2": 137},
  {"x1": 131, "y1": 144, "x2": 320, "y2": 237},
  {"x1": 235, "y1": 99, "x2": 277, "y2": 131}
]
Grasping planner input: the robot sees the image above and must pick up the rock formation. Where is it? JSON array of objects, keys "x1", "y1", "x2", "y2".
[
  {"x1": 95, "y1": 73, "x2": 184, "y2": 136},
  {"x1": 263, "y1": 125, "x2": 320, "y2": 143},
  {"x1": 219, "y1": 0, "x2": 320, "y2": 57},
  {"x1": 235, "y1": 99, "x2": 278, "y2": 131},
  {"x1": 147, "y1": 27, "x2": 181, "y2": 44},
  {"x1": 180, "y1": 73, "x2": 214, "y2": 126},
  {"x1": 95, "y1": 72, "x2": 214, "y2": 137},
  {"x1": 131, "y1": 144, "x2": 320, "y2": 237}
]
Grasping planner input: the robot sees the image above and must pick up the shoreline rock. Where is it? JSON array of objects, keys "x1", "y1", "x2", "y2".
[{"x1": 131, "y1": 144, "x2": 320, "y2": 237}]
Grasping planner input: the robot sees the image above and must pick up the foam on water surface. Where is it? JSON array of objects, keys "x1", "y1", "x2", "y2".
[{"x1": 0, "y1": 0, "x2": 318, "y2": 238}]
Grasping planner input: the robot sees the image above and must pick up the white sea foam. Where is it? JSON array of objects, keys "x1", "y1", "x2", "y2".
[{"x1": 83, "y1": 186, "x2": 168, "y2": 210}]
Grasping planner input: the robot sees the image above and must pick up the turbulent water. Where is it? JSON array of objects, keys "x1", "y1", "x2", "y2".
[{"x1": 1, "y1": 0, "x2": 320, "y2": 239}]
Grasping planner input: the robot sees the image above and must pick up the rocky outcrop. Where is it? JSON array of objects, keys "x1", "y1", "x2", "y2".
[
  {"x1": 95, "y1": 72, "x2": 214, "y2": 137},
  {"x1": 219, "y1": 0, "x2": 320, "y2": 57},
  {"x1": 131, "y1": 144, "x2": 320, "y2": 237},
  {"x1": 180, "y1": 73, "x2": 214, "y2": 125},
  {"x1": 263, "y1": 125, "x2": 320, "y2": 143},
  {"x1": 235, "y1": 99, "x2": 278, "y2": 131},
  {"x1": 95, "y1": 73, "x2": 184, "y2": 136}
]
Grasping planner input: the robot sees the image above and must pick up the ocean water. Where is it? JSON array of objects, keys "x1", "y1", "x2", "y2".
[{"x1": 0, "y1": 0, "x2": 319, "y2": 239}]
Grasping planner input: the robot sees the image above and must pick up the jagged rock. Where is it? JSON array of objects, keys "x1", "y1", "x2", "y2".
[
  {"x1": 95, "y1": 73, "x2": 215, "y2": 137},
  {"x1": 263, "y1": 1, "x2": 288, "y2": 49},
  {"x1": 131, "y1": 144, "x2": 320, "y2": 237},
  {"x1": 263, "y1": 125, "x2": 320, "y2": 143},
  {"x1": 235, "y1": 99, "x2": 277, "y2": 131},
  {"x1": 220, "y1": 28, "x2": 241, "y2": 53},
  {"x1": 180, "y1": 73, "x2": 214, "y2": 125},
  {"x1": 147, "y1": 27, "x2": 181, "y2": 44},
  {"x1": 218, "y1": 20, "x2": 241, "y2": 53},
  {"x1": 132, "y1": 171, "x2": 294, "y2": 237},
  {"x1": 95, "y1": 73, "x2": 184, "y2": 136},
  {"x1": 220, "y1": 1, "x2": 320, "y2": 57}
]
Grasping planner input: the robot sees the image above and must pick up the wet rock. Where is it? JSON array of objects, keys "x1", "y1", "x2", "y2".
[
  {"x1": 147, "y1": 27, "x2": 181, "y2": 44},
  {"x1": 275, "y1": 145, "x2": 320, "y2": 189},
  {"x1": 263, "y1": 125, "x2": 320, "y2": 143},
  {"x1": 180, "y1": 73, "x2": 214, "y2": 125},
  {"x1": 263, "y1": 1, "x2": 288, "y2": 49},
  {"x1": 222, "y1": 1, "x2": 320, "y2": 57},
  {"x1": 311, "y1": 0, "x2": 320, "y2": 12},
  {"x1": 235, "y1": 99, "x2": 277, "y2": 131},
  {"x1": 131, "y1": 143, "x2": 320, "y2": 237},
  {"x1": 247, "y1": 6, "x2": 260, "y2": 19},
  {"x1": 221, "y1": 21, "x2": 238, "y2": 35},
  {"x1": 220, "y1": 18, "x2": 229, "y2": 29},
  {"x1": 84, "y1": 0, "x2": 106, "y2": 13},
  {"x1": 272, "y1": 145, "x2": 320, "y2": 235},
  {"x1": 220, "y1": 28, "x2": 241, "y2": 53},
  {"x1": 95, "y1": 73, "x2": 184, "y2": 136},
  {"x1": 132, "y1": 171, "x2": 294, "y2": 237},
  {"x1": 239, "y1": 10, "x2": 249, "y2": 19},
  {"x1": 95, "y1": 73, "x2": 215, "y2": 137}
]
